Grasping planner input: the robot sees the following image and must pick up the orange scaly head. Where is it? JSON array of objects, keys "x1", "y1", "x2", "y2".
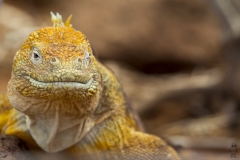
[{"x1": 9, "y1": 12, "x2": 99, "y2": 100}]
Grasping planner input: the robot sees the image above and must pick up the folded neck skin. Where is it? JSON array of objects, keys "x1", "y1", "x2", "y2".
[{"x1": 7, "y1": 77, "x2": 106, "y2": 152}]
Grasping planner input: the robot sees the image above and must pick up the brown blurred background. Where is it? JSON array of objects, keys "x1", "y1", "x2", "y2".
[{"x1": 0, "y1": 0, "x2": 240, "y2": 159}]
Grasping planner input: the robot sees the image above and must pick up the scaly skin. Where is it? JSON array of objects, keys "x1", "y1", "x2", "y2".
[{"x1": 0, "y1": 13, "x2": 181, "y2": 159}]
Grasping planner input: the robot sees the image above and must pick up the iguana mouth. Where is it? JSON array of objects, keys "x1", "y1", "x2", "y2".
[{"x1": 24, "y1": 76, "x2": 94, "y2": 90}]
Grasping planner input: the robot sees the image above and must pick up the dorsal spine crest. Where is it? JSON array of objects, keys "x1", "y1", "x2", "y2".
[{"x1": 50, "y1": 12, "x2": 72, "y2": 27}]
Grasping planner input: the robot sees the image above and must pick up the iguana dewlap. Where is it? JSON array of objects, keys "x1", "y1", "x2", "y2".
[{"x1": 0, "y1": 12, "x2": 181, "y2": 160}]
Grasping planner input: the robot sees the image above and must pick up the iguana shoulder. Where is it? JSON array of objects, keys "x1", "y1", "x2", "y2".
[
  {"x1": 67, "y1": 102, "x2": 180, "y2": 160},
  {"x1": 0, "y1": 94, "x2": 13, "y2": 130},
  {"x1": 0, "y1": 94, "x2": 38, "y2": 149},
  {"x1": 0, "y1": 94, "x2": 12, "y2": 112}
]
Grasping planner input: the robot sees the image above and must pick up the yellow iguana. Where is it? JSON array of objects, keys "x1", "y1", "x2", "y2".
[{"x1": 0, "y1": 12, "x2": 181, "y2": 160}]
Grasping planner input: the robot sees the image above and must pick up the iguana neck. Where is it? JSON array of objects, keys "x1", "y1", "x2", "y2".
[
  {"x1": 7, "y1": 77, "x2": 101, "y2": 152},
  {"x1": 25, "y1": 99, "x2": 97, "y2": 152}
]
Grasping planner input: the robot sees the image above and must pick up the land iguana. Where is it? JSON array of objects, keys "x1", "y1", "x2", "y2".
[{"x1": 0, "y1": 12, "x2": 181, "y2": 160}]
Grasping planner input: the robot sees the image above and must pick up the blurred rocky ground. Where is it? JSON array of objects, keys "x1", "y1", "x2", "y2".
[{"x1": 0, "y1": 0, "x2": 240, "y2": 159}]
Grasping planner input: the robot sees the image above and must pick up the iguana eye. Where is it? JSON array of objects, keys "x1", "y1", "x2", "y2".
[
  {"x1": 34, "y1": 53, "x2": 40, "y2": 59},
  {"x1": 84, "y1": 50, "x2": 90, "y2": 67},
  {"x1": 30, "y1": 47, "x2": 43, "y2": 65}
]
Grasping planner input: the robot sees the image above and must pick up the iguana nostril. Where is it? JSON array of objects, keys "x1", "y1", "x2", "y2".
[
  {"x1": 50, "y1": 57, "x2": 59, "y2": 65},
  {"x1": 74, "y1": 57, "x2": 82, "y2": 66}
]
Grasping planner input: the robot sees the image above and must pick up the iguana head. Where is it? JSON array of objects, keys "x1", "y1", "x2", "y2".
[{"x1": 9, "y1": 12, "x2": 99, "y2": 100}]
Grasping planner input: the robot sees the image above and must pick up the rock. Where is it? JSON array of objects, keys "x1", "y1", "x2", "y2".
[{"x1": 0, "y1": 134, "x2": 30, "y2": 160}]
